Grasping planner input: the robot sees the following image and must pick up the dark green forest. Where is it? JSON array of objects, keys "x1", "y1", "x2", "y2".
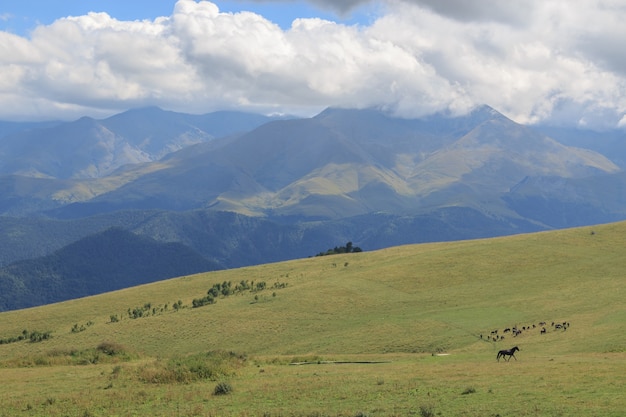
[
  {"x1": 0, "y1": 228, "x2": 220, "y2": 311},
  {"x1": 315, "y1": 241, "x2": 363, "y2": 257}
]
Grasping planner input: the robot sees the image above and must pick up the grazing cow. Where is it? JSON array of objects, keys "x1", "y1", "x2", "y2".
[
  {"x1": 497, "y1": 346, "x2": 520, "y2": 362},
  {"x1": 540, "y1": 327, "x2": 546, "y2": 334}
]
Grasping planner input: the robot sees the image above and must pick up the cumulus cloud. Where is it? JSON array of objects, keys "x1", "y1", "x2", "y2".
[{"x1": 0, "y1": 0, "x2": 625, "y2": 129}]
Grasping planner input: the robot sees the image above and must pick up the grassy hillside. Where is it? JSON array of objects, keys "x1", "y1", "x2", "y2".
[{"x1": 1, "y1": 221, "x2": 625, "y2": 416}]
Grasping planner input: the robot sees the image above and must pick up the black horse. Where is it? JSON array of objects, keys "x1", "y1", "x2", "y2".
[{"x1": 496, "y1": 346, "x2": 520, "y2": 362}]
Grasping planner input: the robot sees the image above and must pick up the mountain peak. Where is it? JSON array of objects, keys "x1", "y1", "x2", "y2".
[
  {"x1": 313, "y1": 106, "x2": 384, "y2": 120},
  {"x1": 314, "y1": 104, "x2": 510, "y2": 124},
  {"x1": 104, "y1": 106, "x2": 171, "y2": 122}
]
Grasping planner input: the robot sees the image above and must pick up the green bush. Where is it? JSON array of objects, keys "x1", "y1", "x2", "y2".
[
  {"x1": 213, "y1": 381, "x2": 233, "y2": 395},
  {"x1": 97, "y1": 341, "x2": 127, "y2": 356},
  {"x1": 138, "y1": 351, "x2": 246, "y2": 384},
  {"x1": 419, "y1": 405, "x2": 435, "y2": 417},
  {"x1": 192, "y1": 294, "x2": 215, "y2": 308},
  {"x1": 29, "y1": 330, "x2": 52, "y2": 343}
]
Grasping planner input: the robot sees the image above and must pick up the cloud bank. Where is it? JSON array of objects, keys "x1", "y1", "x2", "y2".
[{"x1": 1, "y1": 0, "x2": 625, "y2": 129}]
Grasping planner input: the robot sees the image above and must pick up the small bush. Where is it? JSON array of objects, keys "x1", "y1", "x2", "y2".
[
  {"x1": 138, "y1": 350, "x2": 246, "y2": 384},
  {"x1": 462, "y1": 386, "x2": 477, "y2": 395},
  {"x1": 192, "y1": 294, "x2": 215, "y2": 308},
  {"x1": 29, "y1": 330, "x2": 52, "y2": 343},
  {"x1": 419, "y1": 405, "x2": 435, "y2": 417},
  {"x1": 97, "y1": 341, "x2": 127, "y2": 356},
  {"x1": 213, "y1": 381, "x2": 233, "y2": 395}
]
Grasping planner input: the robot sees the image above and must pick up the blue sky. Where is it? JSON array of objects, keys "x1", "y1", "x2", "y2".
[
  {"x1": 1, "y1": 0, "x2": 371, "y2": 35},
  {"x1": 1, "y1": 0, "x2": 625, "y2": 128}
]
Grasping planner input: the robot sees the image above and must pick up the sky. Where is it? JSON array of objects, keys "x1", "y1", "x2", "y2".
[{"x1": 1, "y1": 0, "x2": 625, "y2": 129}]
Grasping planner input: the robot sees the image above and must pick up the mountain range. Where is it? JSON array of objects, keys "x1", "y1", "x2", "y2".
[{"x1": 1, "y1": 105, "x2": 625, "y2": 310}]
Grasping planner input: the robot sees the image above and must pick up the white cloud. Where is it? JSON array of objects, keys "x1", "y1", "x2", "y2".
[{"x1": 0, "y1": 0, "x2": 625, "y2": 129}]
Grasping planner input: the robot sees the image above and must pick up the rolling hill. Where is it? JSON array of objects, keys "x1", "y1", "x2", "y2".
[{"x1": 0, "y1": 222, "x2": 625, "y2": 416}]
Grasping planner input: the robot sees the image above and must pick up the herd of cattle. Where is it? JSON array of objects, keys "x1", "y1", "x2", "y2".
[{"x1": 481, "y1": 321, "x2": 570, "y2": 342}]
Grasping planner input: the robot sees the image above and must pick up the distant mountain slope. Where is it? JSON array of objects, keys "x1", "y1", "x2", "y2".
[
  {"x1": 503, "y1": 171, "x2": 626, "y2": 228},
  {"x1": 0, "y1": 107, "x2": 282, "y2": 180},
  {"x1": 0, "y1": 203, "x2": 542, "y2": 276},
  {"x1": 534, "y1": 125, "x2": 626, "y2": 169},
  {"x1": 0, "y1": 105, "x2": 625, "y2": 310},
  {"x1": 0, "y1": 227, "x2": 220, "y2": 311},
  {"x1": 0, "y1": 205, "x2": 544, "y2": 312},
  {"x1": 0, "y1": 120, "x2": 61, "y2": 138},
  {"x1": 48, "y1": 106, "x2": 620, "y2": 221},
  {"x1": 407, "y1": 115, "x2": 620, "y2": 213}
]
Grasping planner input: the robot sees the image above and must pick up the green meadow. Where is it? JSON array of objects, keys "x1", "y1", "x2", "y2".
[{"x1": 1, "y1": 222, "x2": 625, "y2": 416}]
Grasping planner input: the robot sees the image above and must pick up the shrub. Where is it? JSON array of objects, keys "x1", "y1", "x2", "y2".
[
  {"x1": 419, "y1": 405, "x2": 435, "y2": 417},
  {"x1": 213, "y1": 381, "x2": 233, "y2": 395},
  {"x1": 97, "y1": 341, "x2": 127, "y2": 356},
  {"x1": 138, "y1": 351, "x2": 246, "y2": 384},
  {"x1": 29, "y1": 330, "x2": 52, "y2": 343},
  {"x1": 192, "y1": 294, "x2": 215, "y2": 308},
  {"x1": 462, "y1": 386, "x2": 477, "y2": 395}
]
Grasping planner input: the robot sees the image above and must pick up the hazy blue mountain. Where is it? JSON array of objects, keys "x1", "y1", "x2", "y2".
[
  {"x1": 0, "y1": 227, "x2": 221, "y2": 311},
  {"x1": 407, "y1": 115, "x2": 620, "y2": 214},
  {"x1": 503, "y1": 171, "x2": 626, "y2": 228},
  {"x1": 533, "y1": 125, "x2": 626, "y2": 169},
  {"x1": 1, "y1": 105, "x2": 625, "y2": 312},
  {"x1": 0, "y1": 120, "x2": 61, "y2": 138},
  {"x1": 0, "y1": 107, "x2": 283, "y2": 179},
  {"x1": 45, "y1": 105, "x2": 620, "y2": 221}
]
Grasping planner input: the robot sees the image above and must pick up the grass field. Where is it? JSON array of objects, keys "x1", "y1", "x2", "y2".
[{"x1": 1, "y1": 221, "x2": 625, "y2": 416}]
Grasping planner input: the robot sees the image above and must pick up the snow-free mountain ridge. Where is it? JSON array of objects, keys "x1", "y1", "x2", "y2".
[{"x1": 1, "y1": 104, "x2": 625, "y2": 311}]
